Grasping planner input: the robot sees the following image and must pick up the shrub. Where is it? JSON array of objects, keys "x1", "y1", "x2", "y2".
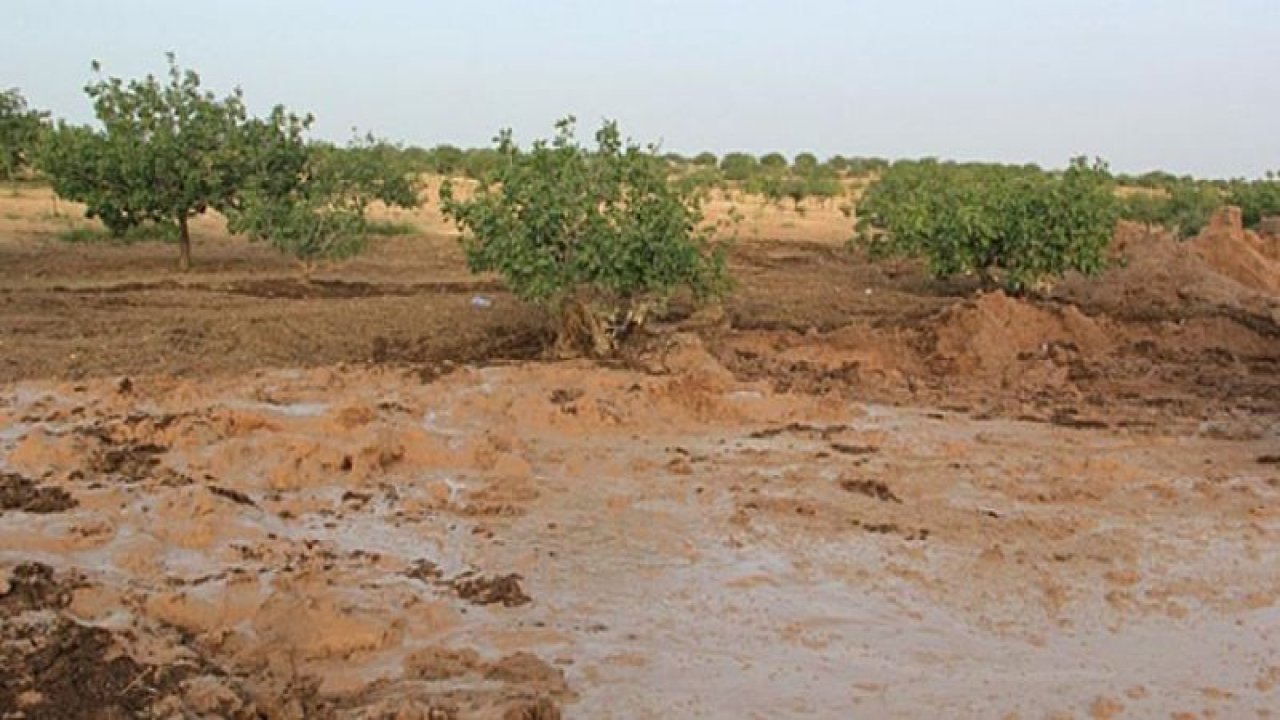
[
  {"x1": 855, "y1": 158, "x2": 1117, "y2": 292},
  {"x1": 226, "y1": 134, "x2": 420, "y2": 271},
  {"x1": 719, "y1": 152, "x2": 758, "y2": 183},
  {"x1": 0, "y1": 89, "x2": 48, "y2": 181},
  {"x1": 792, "y1": 152, "x2": 819, "y2": 174},
  {"x1": 1118, "y1": 180, "x2": 1222, "y2": 238},
  {"x1": 675, "y1": 166, "x2": 724, "y2": 194},
  {"x1": 1228, "y1": 173, "x2": 1280, "y2": 229},
  {"x1": 426, "y1": 144, "x2": 465, "y2": 174},
  {"x1": 440, "y1": 117, "x2": 729, "y2": 355},
  {"x1": 459, "y1": 148, "x2": 503, "y2": 179},
  {"x1": 760, "y1": 152, "x2": 788, "y2": 170}
]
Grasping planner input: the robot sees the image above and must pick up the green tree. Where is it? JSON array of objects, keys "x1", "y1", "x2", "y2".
[
  {"x1": 1228, "y1": 173, "x2": 1280, "y2": 229},
  {"x1": 856, "y1": 158, "x2": 1117, "y2": 292},
  {"x1": 39, "y1": 55, "x2": 252, "y2": 270},
  {"x1": 1118, "y1": 180, "x2": 1222, "y2": 238},
  {"x1": 826, "y1": 155, "x2": 850, "y2": 173},
  {"x1": 440, "y1": 117, "x2": 728, "y2": 355},
  {"x1": 0, "y1": 89, "x2": 49, "y2": 181},
  {"x1": 428, "y1": 144, "x2": 465, "y2": 174},
  {"x1": 792, "y1": 152, "x2": 819, "y2": 174},
  {"x1": 460, "y1": 147, "x2": 503, "y2": 179},
  {"x1": 760, "y1": 152, "x2": 788, "y2": 170},
  {"x1": 227, "y1": 132, "x2": 420, "y2": 271},
  {"x1": 693, "y1": 151, "x2": 718, "y2": 167},
  {"x1": 719, "y1": 152, "x2": 758, "y2": 182}
]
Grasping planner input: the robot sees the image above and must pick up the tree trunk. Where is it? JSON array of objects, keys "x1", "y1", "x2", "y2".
[{"x1": 177, "y1": 214, "x2": 192, "y2": 272}]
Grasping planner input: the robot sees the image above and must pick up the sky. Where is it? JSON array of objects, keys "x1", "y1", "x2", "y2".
[{"x1": 4, "y1": 0, "x2": 1278, "y2": 178}]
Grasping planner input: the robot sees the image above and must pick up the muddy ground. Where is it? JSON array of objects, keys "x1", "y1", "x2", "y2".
[{"x1": 1, "y1": 187, "x2": 1279, "y2": 718}]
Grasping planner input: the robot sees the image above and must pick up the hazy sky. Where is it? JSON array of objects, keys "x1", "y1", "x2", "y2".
[{"x1": 5, "y1": 0, "x2": 1278, "y2": 177}]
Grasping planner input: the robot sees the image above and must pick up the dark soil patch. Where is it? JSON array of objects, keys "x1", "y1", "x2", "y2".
[
  {"x1": 0, "y1": 563, "x2": 76, "y2": 614},
  {"x1": 86, "y1": 442, "x2": 166, "y2": 483},
  {"x1": 226, "y1": 277, "x2": 501, "y2": 300},
  {"x1": 450, "y1": 573, "x2": 531, "y2": 608},
  {"x1": 0, "y1": 619, "x2": 179, "y2": 720},
  {"x1": 1049, "y1": 412, "x2": 1110, "y2": 430},
  {"x1": 405, "y1": 559, "x2": 443, "y2": 583},
  {"x1": 749, "y1": 423, "x2": 851, "y2": 441},
  {"x1": 0, "y1": 474, "x2": 76, "y2": 514},
  {"x1": 208, "y1": 484, "x2": 256, "y2": 507},
  {"x1": 829, "y1": 443, "x2": 879, "y2": 456},
  {"x1": 840, "y1": 478, "x2": 902, "y2": 503}
]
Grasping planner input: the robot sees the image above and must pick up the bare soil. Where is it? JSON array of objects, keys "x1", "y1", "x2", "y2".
[{"x1": 1, "y1": 187, "x2": 1278, "y2": 717}]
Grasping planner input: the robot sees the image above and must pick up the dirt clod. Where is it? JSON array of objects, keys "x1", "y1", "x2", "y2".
[
  {"x1": 840, "y1": 478, "x2": 902, "y2": 503},
  {"x1": 450, "y1": 573, "x2": 532, "y2": 607},
  {"x1": 207, "y1": 484, "x2": 255, "y2": 507},
  {"x1": 0, "y1": 473, "x2": 77, "y2": 514}
]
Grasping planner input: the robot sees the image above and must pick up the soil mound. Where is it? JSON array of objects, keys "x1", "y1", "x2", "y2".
[
  {"x1": 930, "y1": 291, "x2": 1110, "y2": 385},
  {"x1": 1188, "y1": 206, "x2": 1280, "y2": 294},
  {"x1": 1054, "y1": 219, "x2": 1280, "y2": 324}
]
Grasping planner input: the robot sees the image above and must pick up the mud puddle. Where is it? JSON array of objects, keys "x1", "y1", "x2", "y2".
[{"x1": 1, "y1": 338, "x2": 1277, "y2": 717}]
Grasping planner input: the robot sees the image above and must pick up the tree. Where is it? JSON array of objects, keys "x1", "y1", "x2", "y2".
[
  {"x1": 0, "y1": 89, "x2": 48, "y2": 181},
  {"x1": 460, "y1": 147, "x2": 503, "y2": 179},
  {"x1": 693, "y1": 151, "x2": 718, "y2": 167},
  {"x1": 1228, "y1": 173, "x2": 1280, "y2": 229},
  {"x1": 427, "y1": 144, "x2": 464, "y2": 174},
  {"x1": 39, "y1": 55, "x2": 252, "y2": 270},
  {"x1": 440, "y1": 117, "x2": 728, "y2": 355},
  {"x1": 1117, "y1": 179, "x2": 1222, "y2": 238},
  {"x1": 719, "y1": 152, "x2": 758, "y2": 182},
  {"x1": 792, "y1": 152, "x2": 819, "y2": 174},
  {"x1": 226, "y1": 131, "x2": 420, "y2": 271},
  {"x1": 826, "y1": 155, "x2": 850, "y2": 173},
  {"x1": 856, "y1": 158, "x2": 1117, "y2": 292},
  {"x1": 760, "y1": 152, "x2": 788, "y2": 170}
]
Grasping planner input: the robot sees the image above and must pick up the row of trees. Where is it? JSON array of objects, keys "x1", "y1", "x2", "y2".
[
  {"x1": 1117, "y1": 174, "x2": 1280, "y2": 238},
  {"x1": 855, "y1": 158, "x2": 1118, "y2": 292},
  {"x1": 5, "y1": 57, "x2": 1279, "y2": 354},
  {"x1": 394, "y1": 143, "x2": 888, "y2": 184},
  {"x1": 0, "y1": 89, "x2": 48, "y2": 181},
  {"x1": 7, "y1": 56, "x2": 418, "y2": 270}
]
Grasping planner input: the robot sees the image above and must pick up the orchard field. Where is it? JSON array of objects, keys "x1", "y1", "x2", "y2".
[
  {"x1": 2, "y1": 69, "x2": 1280, "y2": 719},
  {"x1": 4, "y1": 181, "x2": 1280, "y2": 718}
]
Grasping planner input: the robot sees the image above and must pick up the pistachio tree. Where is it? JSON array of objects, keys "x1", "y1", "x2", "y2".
[
  {"x1": 440, "y1": 117, "x2": 728, "y2": 355},
  {"x1": 40, "y1": 55, "x2": 253, "y2": 270},
  {"x1": 0, "y1": 89, "x2": 48, "y2": 181}
]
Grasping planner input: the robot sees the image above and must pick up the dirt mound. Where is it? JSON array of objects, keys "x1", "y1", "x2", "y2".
[
  {"x1": 1258, "y1": 216, "x2": 1280, "y2": 242},
  {"x1": 930, "y1": 291, "x2": 1110, "y2": 384},
  {"x1": 1055, "y1": 220, "x2": 1280, "y2": 327},
  {"x1": 1188, "y1": 206, "x2": 1280, "y2": 294}
]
